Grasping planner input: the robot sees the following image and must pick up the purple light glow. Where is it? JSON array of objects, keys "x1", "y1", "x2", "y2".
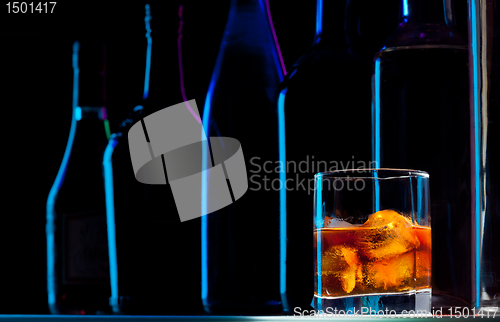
[{"x1": 266, "y1": 0, "x2": 287, "y2": 76}]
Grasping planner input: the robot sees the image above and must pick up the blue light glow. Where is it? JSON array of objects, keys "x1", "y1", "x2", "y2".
[
  {"x1": 75, "y1": 107, "x2": 82, "y2": 121},
  {"x1": 315, "y1": 175, "x2": 322, "y2": 309},
  {"x1": 403, "y1": 0, "x2": 409, "y2": 18},
  {"x1": 201, "y1": 90, "x2": 212, "y2": 303},
  {"x1": 417, "y1": 176, "x2": 423, "y2": 224},
  {"x1": 46, "y1": 41, "x2": 80, "y2": 313},
  {"x1": 201, "y1": 23, "x2": 225, "y2": 303},
  {"x1": 373, "y1": 58, "x2": 381, "y2": 168},
  {"x1": 469, "y1": 0, "x2": 481, "y2": 307},
  {"x1": 201, "y1": 126, "x2": 209, "y2": 303},
  {"x1": 277, "y1": 89, "x2": 288, "y2": 311},
  {"x1": 372, "y1": 58, "x2": 381, "y2": 212},
  {"x1": 143, "y1": 4, "x2": 152, "y2": 100},
  {"x1": 103, "y1": 135, "x2": 120, "y2": 314},
  {"x1": 316, "y1": 0, "x2": 323, "y2": 38},
  {"x1": 201, "y1": 72, "x2": 216, "y2": 305}
]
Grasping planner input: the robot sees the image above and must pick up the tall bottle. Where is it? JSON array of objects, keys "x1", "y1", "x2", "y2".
[
  {"x1": 102, "y1": 5, "x2": 150, "y2": 314},
  {"x1": 46, "y1": 40, "x2": 112, "y2": 314},
  {"x1": 468, "y1": 0, "x2": 500, "y2": 311},
  {"x1": 103, "y1": 4, "x2": 204, "y2": 314},
  {"x1": 278, "y1": 0, "x2": 400, "y2": 312},
  {"x1": 103, "y1": 108, "x2": 144, "y2": 315},
  {"x1": 372, "y1": 0, "x2": 471, "y2": 307},
  {"x1": 201, "y1": 0, "x2": 283, "y2": 314}
]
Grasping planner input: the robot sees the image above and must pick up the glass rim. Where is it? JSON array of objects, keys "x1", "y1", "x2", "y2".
[{"x1": 314, "y1": 168, "x2": 429, "y2": 179}]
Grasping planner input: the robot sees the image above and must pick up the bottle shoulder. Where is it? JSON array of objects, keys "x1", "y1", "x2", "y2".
[
  {"x1": 53, "y1": 120, "x2": 107, "y2": 212},
  {"x1": 207, "y1": 45, "x2": 283, "y2": 107},
  {"x1": 280, "y1": 44, "x2": 372, "y2": 91},
  {"x1": 380, "y1": 23, "x2": 466, "y2": 51}
]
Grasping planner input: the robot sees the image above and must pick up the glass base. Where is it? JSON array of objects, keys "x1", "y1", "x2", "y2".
[
  {"x1": 311, "y1": 289, "x2": 431, "y2": 316},
  {"x1": 479, "y1": 300, "x2": 500, "y2": 313}
]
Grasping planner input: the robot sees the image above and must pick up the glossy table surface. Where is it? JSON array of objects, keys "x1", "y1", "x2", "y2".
[{"x1": 0, "y1": 315, "x2": 499, "y2": 321}]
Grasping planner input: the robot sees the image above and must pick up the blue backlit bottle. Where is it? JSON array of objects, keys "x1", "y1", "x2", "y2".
[
  {"x1": 372, "y1": 0, "x2": 471, "y2": 308},
  {"x1": 101, "y1": 5, "x2": 151, "y2": 314},
  {"x1": 103, "y1": 4, "x2": 204, "y2": 314},
  {"x1": 201, "y1": 0, "x2": 284, "y2": 314},
  {"x1": 46, "y1": 40, "x2": 112, "y2": 314},
  {"x1": 468, "y1": 0, "x2": 500, "y2": 310},
  {"x1": 102, "y1": 106, "x2": 144, "y2": 314},
  {"x1": 277, "y1": 0, "x2": 400, "y2": 312}
]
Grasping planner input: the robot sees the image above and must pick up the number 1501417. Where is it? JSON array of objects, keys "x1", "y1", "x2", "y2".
[{"x1": 6, "y1": 2, "x2": 56, "y2": 13}]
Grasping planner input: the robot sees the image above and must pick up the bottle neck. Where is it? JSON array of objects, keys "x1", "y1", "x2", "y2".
[
  {"x1": 226, "y1": 0, "x2": 267, "y2": 31},
  {"x1": 403, "y1": 0, "x2": 453, "y2": 26},
  {"x1": 314, "y1": 0, "x2": 401, "y2": 54},
  {"x1": 225, "y1": 0, "x2": 266, "y2": 24},
  {"x1": 74, "y1": 106, "x2": 109, "y2": 142},
  {"x1": 380, "y1": 0, "x2": 463, "y2": 49},
  {"x1": 230, "y1": 0, "x2": 263, "y2": 10},
  {"x1": 77, "y1": 40, "x2": 107, "y2": 108},
  {"x1": 314, "y1": 0, "x2": 347, "y2": 46},
  {"x1": 222, "y1": 0, "x2": 278, "y2": 53}
]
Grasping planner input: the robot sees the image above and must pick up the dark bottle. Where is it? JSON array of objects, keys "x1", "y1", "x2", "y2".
[
  {"x1": 372, "y1": 0, "x2": 472, "y2": 307},
  {"x1": 102, "y1": 5, "x2": 151, "y2": 314},
  {"x1": 201, "y1": 0, "x2": 283, "y2": 314},
  {"x1": 278, "y1": 0, "x2": 400, "y2": 312},
  {"x1": 467, "y1": 0, "x2": 500, "y2": 310},
  {"x1": 103, "y1": 4, "x2": 204, "y2": 314},
  {"x1": 103, "y1": 109, "x2": 144, "y2": 315},
  {"x1": 46, "y1": 40, "x2": 111, "y2": 314}
]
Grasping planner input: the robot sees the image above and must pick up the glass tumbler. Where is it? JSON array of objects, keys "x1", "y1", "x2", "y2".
[{"x1": 313, "y1": 169, "x2": 431, "y2": 315}]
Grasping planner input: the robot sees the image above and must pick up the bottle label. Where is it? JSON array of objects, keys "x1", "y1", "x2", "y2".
[{"x1": 62, "y1": 210, "x2": 110, "y2": 284}]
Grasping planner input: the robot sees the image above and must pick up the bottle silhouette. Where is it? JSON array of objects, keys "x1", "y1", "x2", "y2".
[
  {"x1": 467, "y1": 0, "x2": 500, "y2": 311},
  {"x1": 103, "y1": 106, "x2": 144, "y2": 314},
  {"x1": 278, "y1": 0, "x2": 400, "y2": 312},
  {"x1": 201, "y1": 0, "x2": 284, "y2": 314},
  {"x1": 46, "y1": 40, "x2": 112, "y2": 314},
  {"x1": 372, "y1": 0, "x2": 472, "y2": 307},
  {"x1": 102, "y1": 4, "x2": 204, "y2": 314},
  {"x1": 102, "y1": 5, "x2": 150, "y2": 314}
]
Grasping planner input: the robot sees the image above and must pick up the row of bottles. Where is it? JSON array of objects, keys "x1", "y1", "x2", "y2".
[
  {"x1": 47, "y1": 4, "x2": 202, "y2": 314},
  {"x1": 46, "y1": 0, "x2": 498, "y2": 315}
]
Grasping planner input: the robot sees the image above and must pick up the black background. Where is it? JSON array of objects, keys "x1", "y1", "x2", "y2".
[{"x1": 0, "y1": 0, "x2": 468, "y2": 314}]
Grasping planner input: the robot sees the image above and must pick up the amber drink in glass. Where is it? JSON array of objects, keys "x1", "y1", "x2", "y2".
[{"x1": 313, "y1": 169, "x2": 431, "y2": 314}]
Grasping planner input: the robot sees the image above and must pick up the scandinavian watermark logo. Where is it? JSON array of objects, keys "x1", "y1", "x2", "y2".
[{"x1": 249, "y1": 156, "x2": 378, "y2": 194}]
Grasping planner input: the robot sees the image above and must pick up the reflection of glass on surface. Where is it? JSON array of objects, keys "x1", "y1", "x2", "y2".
[{"x1": 313, "y1": 169, "x2": 431, "y2": 314}]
